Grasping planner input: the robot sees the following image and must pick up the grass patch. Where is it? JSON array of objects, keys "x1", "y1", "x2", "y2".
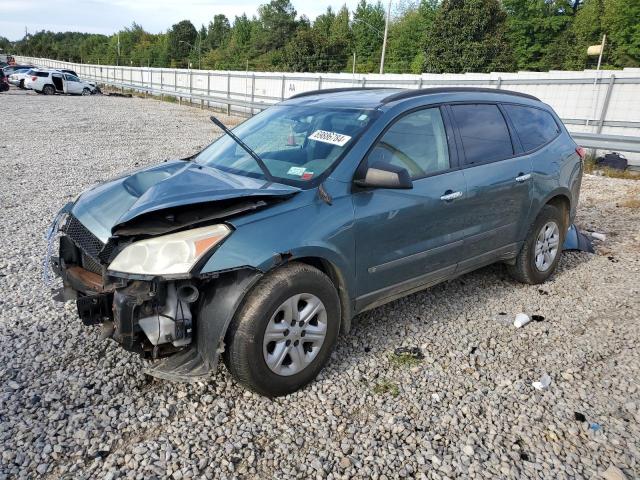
[
  {"x1": 584, "y1": 158, "x2": 640, "y2": 180},
  {"x1": 373, "y1": 380, "x2": 400, "y2": 397},
  {"x1": 389, "y1": 351, "x2": 423, "y2": 368}
]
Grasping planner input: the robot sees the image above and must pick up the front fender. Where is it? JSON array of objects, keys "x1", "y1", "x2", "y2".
[{"x1": 196, "y1": 269, "x2": 263, "y2": 369}]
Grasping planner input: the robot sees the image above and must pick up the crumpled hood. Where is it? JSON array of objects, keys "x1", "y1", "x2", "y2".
[{"x1": 71, "y1": 160, "x2": 299, "y2": 243}]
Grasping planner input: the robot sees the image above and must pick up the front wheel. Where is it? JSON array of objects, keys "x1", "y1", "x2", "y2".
[
  {"x1": 19, "y1": 80, "x2": 25, "y2": 89},
  {"x1": 224, "y1": 263, "x2": 340, "y2": 396},
  {"x1": 82, "y1": 87, "x2": 91, "y2": 96},
  {"x1": 508, "y1": 204, "x2": 565, "y2": 284}
]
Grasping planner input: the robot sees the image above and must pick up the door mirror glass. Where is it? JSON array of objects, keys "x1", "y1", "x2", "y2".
[{"x1": 354, "y1": 161, "x2": 413, "y2": 189}]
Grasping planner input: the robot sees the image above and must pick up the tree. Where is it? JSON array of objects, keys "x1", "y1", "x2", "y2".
[
  {"x1": 387, "y1": 0, "x2": 437, "y2": 73},
  {"x1": 257, "y1": 0, "x2": 298, "y2": 52},
  {"x1": 207, "y1": 14, "x2": 231, "y2": 50},
  {"x1": 603, "y1": 0, "x2": 640, "y2": 67},
  {"x1": 167, "y1": 20, "x2": 197, "y2": 67},
  {"x1": 423, "y1": 0, "x2": 515, "y2": 73},
  {"x1": 503, "y1": 0, "x2": 577, "y2": 71},
  {"x1": 352, "y1": 0, "x2": 386, "y2": 72}
]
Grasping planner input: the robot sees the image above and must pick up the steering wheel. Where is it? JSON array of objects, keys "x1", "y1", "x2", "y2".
[{"x1": 375, "y1": 142, "x2": 423, "y2": 177}]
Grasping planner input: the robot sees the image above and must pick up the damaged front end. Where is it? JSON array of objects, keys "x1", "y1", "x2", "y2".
[{"x1": 47, "y1": 195, "x2": 289, "y2": 382}]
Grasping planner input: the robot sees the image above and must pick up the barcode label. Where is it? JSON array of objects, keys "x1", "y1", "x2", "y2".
[{"x1": 308, "y1": 130, "x2": 352, "y2": 147}]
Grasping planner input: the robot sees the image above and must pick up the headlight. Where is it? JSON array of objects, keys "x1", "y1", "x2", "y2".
[{"x1": 108, "y1": 224, "x2": 230, "y2": 275}]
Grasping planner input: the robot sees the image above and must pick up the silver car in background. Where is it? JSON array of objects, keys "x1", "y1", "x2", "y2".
[{"x1": 8, "y1": 68, "x2": 34, "y2": 89}]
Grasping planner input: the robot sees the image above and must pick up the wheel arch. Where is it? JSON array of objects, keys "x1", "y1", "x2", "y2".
[
  {"x1": 532, "y1": 188, "x2": 572, "y2": 230},
  {"x1": 292, "y1": 256, "x2": 354, "y2": 334}
]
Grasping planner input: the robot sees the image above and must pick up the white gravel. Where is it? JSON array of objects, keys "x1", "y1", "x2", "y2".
[{"x1": 1, "y1": 89, "x2": 639, "y2": 479}]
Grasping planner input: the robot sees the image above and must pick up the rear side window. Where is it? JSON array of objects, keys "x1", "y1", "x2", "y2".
[
  {"x1": 451, "y1": 104, "x2": 513, "y2": 165},
  {"x1": 36, "y1": 72, "x2": 49, "y2": 77},
  {"x1": 504, "y1": 104, "x2": 560, "y2": 151},
  {"x1": 369, "y1": 107, "x2": 450, "y2": 179}
]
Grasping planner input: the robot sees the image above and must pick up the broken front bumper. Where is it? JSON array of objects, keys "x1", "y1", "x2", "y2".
[{"x1": 49, "y1": 212, "x2": 262, "y2": 381}]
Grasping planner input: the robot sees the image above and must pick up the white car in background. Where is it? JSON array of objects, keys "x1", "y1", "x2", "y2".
[
  {"x1": 25, "y1": 69, "x2": 99, "y2": 95},
  {"x1": 8, "y1": 68, "x2": 33, "y2": 89}
]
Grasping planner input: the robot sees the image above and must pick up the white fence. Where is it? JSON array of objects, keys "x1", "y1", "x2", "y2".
[{"x1": 16, "y1": 56, "x2": 640, "y2": 164}]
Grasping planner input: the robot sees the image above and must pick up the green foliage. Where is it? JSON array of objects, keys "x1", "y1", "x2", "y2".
[
  {"x1": 424, "y1": 0, "x2": 515, "y2": 73},
  {"x1": 7, "y1": 0, "x2": 638, "y2": 73}
]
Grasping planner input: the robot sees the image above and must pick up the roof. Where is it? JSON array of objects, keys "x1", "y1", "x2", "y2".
[{"x1": 283, "y1": 86, "x2": 540, "y2": 109}]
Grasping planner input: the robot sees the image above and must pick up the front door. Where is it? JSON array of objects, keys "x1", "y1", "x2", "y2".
[
  {"x1": 352, "y1": 107, "x2": 468, "y2": 309},
  {"x1": 447, "y1": 103, "x2": 533, "y2": 268},
  {"x1": 64, "y1": 74, "x2": 82, "y2": 94}
]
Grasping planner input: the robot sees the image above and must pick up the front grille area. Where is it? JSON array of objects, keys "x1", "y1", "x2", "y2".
[
  {"x1": 82, "y1": 252, "x2": 103, "y2": 274},
  {"x1": 64, "y1": 214, "x2": 105, "y2": 271}
]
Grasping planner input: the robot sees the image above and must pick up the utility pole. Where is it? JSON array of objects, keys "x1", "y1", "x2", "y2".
[
  {"x1": 596, "y1": 34, "x2": 606, "y2": 71},
  {"x1": 379, "y1": 0, "x2": 391, "y2": 74}
]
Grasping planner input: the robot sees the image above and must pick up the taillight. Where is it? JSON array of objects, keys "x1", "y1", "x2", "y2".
[
  {"x1": 31, "y1": 76, "x2": 37, "y2": 81},
  {"x1": 575, "y1": 146, "x2": 586, "y2": 161}
]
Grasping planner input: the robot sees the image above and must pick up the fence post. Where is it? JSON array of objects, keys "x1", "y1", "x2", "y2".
[
  {"x1": 159, "y1": 68, "x2": 163, "y2": 100},
  {"x1": 596, "y1": 74, "x2": 616, "y2": 134},
  {"x1": 206, "y1": 72, "x2": 211, "y2": 109},
  {"x1": 361, "y1": 77, "x2": 366, "y2": 88},
  {"x1": 227, "y1": 73, "x2": 231, "y2": 116},
  {"x1": 250, "y1": 73, "x2": 256, "y2": 115},
  {"x1": 496, "y1": 76, "x2": 502, "y2": 90},
  {"x1": 281, "y1": 75, "x2": 286, "y2": 101},
  {"x1": 318, "y1": 75, "x2": 322, "y2": 90},
  {"x1": 175, "y1": 69, "x2": 178, "y2": 103}
]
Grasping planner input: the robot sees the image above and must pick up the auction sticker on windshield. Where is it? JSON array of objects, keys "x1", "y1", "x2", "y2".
[{"x1": 308, "y1": 130, "x2": 352, "y2": 147}]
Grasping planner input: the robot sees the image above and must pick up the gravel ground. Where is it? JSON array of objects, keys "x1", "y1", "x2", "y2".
[{"x1": 1, "y1": 89, "x2": 639, "y2": 480}]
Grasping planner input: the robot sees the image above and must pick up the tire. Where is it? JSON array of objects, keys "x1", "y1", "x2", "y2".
[
  {"x1": 508, "y1": 204, "x2": 566, "y2": 284},
  {"x1": 223, "y1": 262, "x2": 340, "y2": 397},
  {"x1": 43, "y1": 85, "x2": 55, "y2": 95},
  {"x1": 82, "y1": 88, "x2": 91, "y2": 96},
  {"x1": 19, "y1": 80, "x2": 24, "y2": 89}
]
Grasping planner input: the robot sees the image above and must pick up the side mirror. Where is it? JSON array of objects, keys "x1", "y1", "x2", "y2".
[{"x1": 354, "y1": 162, "x2": 413, "y2": 189}]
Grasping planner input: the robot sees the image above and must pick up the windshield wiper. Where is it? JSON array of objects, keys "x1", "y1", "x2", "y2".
[{"x1": 210, "y1": 116, "x2": 274, "y2": 182}]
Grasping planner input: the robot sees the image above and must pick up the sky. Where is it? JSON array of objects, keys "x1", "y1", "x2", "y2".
[{"x1": 0, "y1": 0, "x2": 362, "y2": 41}]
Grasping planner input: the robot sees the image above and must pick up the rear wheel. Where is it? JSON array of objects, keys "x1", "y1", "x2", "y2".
[
  {"x1": 508, "y1": 204, "x2": 565, "y2": 284},
  {"x1": 43, "y1": 85, "x2": 55, "y2": 95},
  {"x1": 19, "y1": 80, "x2": 24, "y2": 89},
  {"x1": 224, "y1": 262, "x2": 340, "y2": 396}
]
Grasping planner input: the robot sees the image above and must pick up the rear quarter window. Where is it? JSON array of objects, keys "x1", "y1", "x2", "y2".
[{"x1": 503, "y1": 104, "x2": 560, "y2": 152}]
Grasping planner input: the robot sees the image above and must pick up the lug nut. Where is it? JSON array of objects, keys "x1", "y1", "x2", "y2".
[
  {"x1": 294, "y1": 340, "x2": 299, "y2": 346},
  {"x1": 283, "y1": 329, "x2": 289, "y2": 336},
  {"x1": 286, "y1": 340, "x2": 291, "y2": 346},
  {"x1": 301, "y1": 331, "x2": 306, "y2": 337}
]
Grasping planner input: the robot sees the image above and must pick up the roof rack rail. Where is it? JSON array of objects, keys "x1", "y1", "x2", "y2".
[
  {"x1": 381, "y1": 87, "x2": 540, "y2": 104},
  {"x1": 287, "y1": 87, "x2": 392, "y2": 100}
]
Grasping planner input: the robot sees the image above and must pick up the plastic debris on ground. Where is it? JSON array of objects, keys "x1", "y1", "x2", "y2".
[
  {"x1": 532, "y1": 373, "x2": 552, "y2": 390},
  {"x1": 514, "y1": 313, "x2": 531, "y2": 328},
  {"x1": 591, "y1": 232, "x2": 607, "y2": 242},
  {"x1": 563, "y1": 224, "x2": 595, "y2": 253}
]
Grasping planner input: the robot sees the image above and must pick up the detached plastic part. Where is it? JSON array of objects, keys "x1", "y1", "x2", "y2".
[
  {"x1": 532, "y1": 373, "x2": 552, "y2": 390},
  {"x1": 514, "y1": 313, "x2": 531, "y2": 328},
  {"x1": 563, "y1": 224, "x2": 595, "y2": 253}
]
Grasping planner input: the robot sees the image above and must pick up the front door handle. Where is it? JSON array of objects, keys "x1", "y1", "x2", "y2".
[
  {"x1": 440, "y1": 191, "x2": 463, "y2": 201},
  {"x1": 515, "y1": 173, "x2": 532, "y2": 183}
]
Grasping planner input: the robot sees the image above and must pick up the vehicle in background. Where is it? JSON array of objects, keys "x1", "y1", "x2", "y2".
[
  {"x1": 2, "y1": 64, "x2": 34, "y2": 76},
  {"x1": 8, "y1": 68, "x2": 33, "y2": 89},
  {"x1": 26, "y1": 69, "x2": 99, "y2": 95},
  {"x1": 0, "y1": 70, "x2": 9, "y2": 92},
  {"x1": 49, "y1": 87, "x2": 584, "y2": 396}
]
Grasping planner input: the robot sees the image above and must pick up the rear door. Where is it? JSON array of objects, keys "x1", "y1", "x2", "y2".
[
  {"x1": 447, "y1": 103, "x2": 533, "y2": 271},
  {"x1": 352, "y1": 106, "x2": 468, "y2": 308}
]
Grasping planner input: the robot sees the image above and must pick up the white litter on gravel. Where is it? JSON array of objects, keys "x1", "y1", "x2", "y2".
[{"x1": 1, "y1": 90, "x2": 639, "y2": 479}]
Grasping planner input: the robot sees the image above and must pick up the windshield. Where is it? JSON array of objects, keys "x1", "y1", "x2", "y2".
[{"x1": 195, "y1": 105, "x2": 378, "y2": 186}]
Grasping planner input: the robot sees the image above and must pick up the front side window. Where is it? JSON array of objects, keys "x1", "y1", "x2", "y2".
[
  {"x1": 195, "y1": 105, "x2": 378, "y2": 186},
  {"x1": 451, "y1": 104, "x2": 513, "y2": 165},
  {"x1": 65, "y1": 74, "x2": 79, "y2": 82},
  {"x1": 367, "y1": 108, "x2": 450, "y2": 179},
  {"x1": 503, "y1": 104, "x2": 560, "y2": 151}
]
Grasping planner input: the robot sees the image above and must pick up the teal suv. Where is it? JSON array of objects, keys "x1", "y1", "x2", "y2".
[{"x1": 50, "y1": 87, "x2": 584, "y2": 396}]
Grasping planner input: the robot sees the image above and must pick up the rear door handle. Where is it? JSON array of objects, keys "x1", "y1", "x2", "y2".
[
  {"x1": 515, "y1": 173, "x2": 532, "y2": 183},
  {"x1": 440, "y1": 191, "x2": 463, "y2": 201}
]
